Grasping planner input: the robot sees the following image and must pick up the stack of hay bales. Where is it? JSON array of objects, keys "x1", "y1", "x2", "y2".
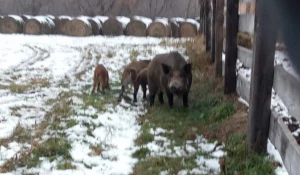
[
  {"x1": 147, "y1": 17, "x2": 171, "y2": 37},
  {"x1": 0, "y1": 14, "x2": 201, "y2": 38},
  {"x1": 1, "y1": 15, "x2": 24, "y2": 34},
  {"x1": 23, "y1": 15, "x2": 55, "y2": 35},
  {"x1": 126, "y1": 16, "x2": 152, "y2": 37},
  {"x1": 102, "y1": 16, "x2": 130, "y2": 36}
]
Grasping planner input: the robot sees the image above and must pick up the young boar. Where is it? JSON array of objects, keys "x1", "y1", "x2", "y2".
[
  {"x1": 147, "y1": 51, "x2": 192, "y2": 108},
  {"x1": 133, "y1": 68, "x2": 148, "y2": 102},
  {"x1": 118, "y1": 60, "x2": 151, "y2": 102},
  {"x1": 91, "y1": 64, "x2": 110, "y2": 94}
]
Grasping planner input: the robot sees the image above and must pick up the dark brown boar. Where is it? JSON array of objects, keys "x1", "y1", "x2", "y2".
[
  {"x1": 91, "y1": 64, "x2": 110, "y2": 94},
  {"x1": 118, "y1": 59, "x2": 151, "y2": 102},
  {"x1": 147, "y1": 51, "x2": 192, "y2": 108},
  {"x1": 133, "y1": 68, "x2": 148, "y2": 102}
]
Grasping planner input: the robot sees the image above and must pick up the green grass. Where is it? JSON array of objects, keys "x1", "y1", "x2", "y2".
[
  {"x1": 26, "y1": 138, "x2": 72, "y2": 168},
  {"x1": 106, "y1": 50, "x2": 116, "y2": 58},
  {"x1": 66, "y1": 119, "x2": 78, "y2": 128},
  {"x1": 133, "y1": 156, "x2": 197, "y2": 175},
  {"x1": 132, "y1": 147, "x2": 150, "y2": 160},
  {"x1": 57, "y1": 161, "x2": 76, "y2": 170},
  {"x1": 78, "y1": 83, "x2": 120, "y2": 111},
  {"x1": 222, "y1": 134, "x2": 276, "y2": 175}
]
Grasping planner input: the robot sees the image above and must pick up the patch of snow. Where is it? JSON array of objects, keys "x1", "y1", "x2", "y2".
[
  {"x1": 275, "y1": 50, "x2": 300, "y2": 81},
  {"x1": 132, "y1": 16, "x2": 152, "y2": 27},
  {"x1": 22, "y1": 15, "x2": 33, "y2": 20},
  {"x1": 267, "y1": 140, "x2": 289, "y2": 175},
  {"x1": 76, "y1": 16, "x2": 92, "y2": 28},
  {"x1": 116, "y1": 16, "x2": 130, "y2": 29},
  {"x1": 238, "y1": 97, "x2": 249, "y2": 107},
  {"x1": 58, "y1": 16, "x2": 72, "y2": 20},
  {"x1": 186, "y1": 18, "x2": 200, "y2": 31},
  {"x1": 94, "y1": 16, "x2": 109, "y2": 23},
  {"x1": 7, "y1": 14, "x2": 24, "y2": 23},
  {"x1": 32, "y1": 16, "x2": 55, "y2": 28},
  {"x1": 170, "y1": 17, "x2": 186, "y2": 23},
  {"x1": 154, "y1": 17, "x2": 169, "y2": 27}
]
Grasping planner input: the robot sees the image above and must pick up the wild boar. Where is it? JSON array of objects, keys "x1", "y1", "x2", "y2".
[
  {"x1": 91, "y1": 64, "x2": 110, "y2": 94},
  {"x1": 118, "y1": 59, "x2": 151, "y2": 102},
  {"x1": 147, "y1": 51, "x2": 192, "y2": 108},
  {"x1": 133, "y1": 68, "x2": 148, "y2": 102}
]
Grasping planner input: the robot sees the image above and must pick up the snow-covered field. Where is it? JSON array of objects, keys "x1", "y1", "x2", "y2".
[{"x1": 0, "y1": 34, "x2": 226, "y2": 175}]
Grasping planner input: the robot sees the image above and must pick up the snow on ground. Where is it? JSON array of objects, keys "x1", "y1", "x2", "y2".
[
  {"x1": 142, "y1": 127, "x2": 225, "y2": 174},
  {"x1": 0, "y1": 34, "x2": 221, "y2": 174}
]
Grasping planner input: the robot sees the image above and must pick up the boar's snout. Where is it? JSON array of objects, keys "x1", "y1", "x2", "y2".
[{"x1": 169, "y1": 80, "x2": 182, "y2": 92}]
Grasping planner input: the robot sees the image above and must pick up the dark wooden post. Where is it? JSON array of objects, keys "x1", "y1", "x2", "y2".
[
  {"x1": 248, "y1": 0, "x2": 278, "y2": 154},
  {"x1": 205, "y1": 0, "x2": 211, "y2": 51},
  {"x1": 199, "y1": 0, "x2": 205, "y2": 35},
  {"x1": 215, "y1": 0, "x2": 224, "y2": 77},
  {"x1": 224, "y1": 0, "x2": 239, "y2": 94},
  {"x1": 211, "y1": 0, "x2": 216, "y2": 63}
]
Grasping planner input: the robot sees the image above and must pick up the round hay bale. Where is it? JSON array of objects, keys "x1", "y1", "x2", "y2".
[
  {"x1": 147, "y1": 18, "x2": 171, "y2": 38},
  {"x1": 76, "y1": 16, "x2": 102, "y2": 35},
  {"x1": 180, "y1": 19, "x2": 200, "y2": 37},
  {"x1": 1, "y1": 15, "x2": 24, "y2": 34},
  {"x1": 126, "y1": 16, "x2": 152, "y2": 37},
  {"x1": 64, "y1": 18, "x2": 92, "y2": 37},
  {"x1": 24, "y1": 16, "x2": 55, "y2": 35},
  {"x1": 102, "y1": 16, "x2": 129, "y2": 36},
  {"x1": 54, "y1": 16, "x2": 72, "y2": 35}
]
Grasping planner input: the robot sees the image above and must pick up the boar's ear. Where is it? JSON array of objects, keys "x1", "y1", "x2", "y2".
[
  {"x1": 162, "y1": 63, "x2": 171, "y2": 74},
  {"x1": 184, "y1": 63, "x2": 192, "y2": 74}
]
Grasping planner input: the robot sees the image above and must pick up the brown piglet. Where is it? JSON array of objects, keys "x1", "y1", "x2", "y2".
[
  {"x1": 118, "y1": 59, "x2": 151, "y2": 102},
  {"x1": 133, "y1": 68, "x2": 148, "y2": 102},
  {"x1": 91, "y1": 64, "x2": 110, "y2": 94}
]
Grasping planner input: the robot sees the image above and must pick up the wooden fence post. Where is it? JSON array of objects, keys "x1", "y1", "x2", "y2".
[
  {"x1": 224, "y1": 0, "x2": 239, "y2": 94},
  {"x1": 200, "y1": 0, "x2": 205, "y2": 35},
  {"x1": 205, "y1": 0, "x2": 211, "y2": 51},
  {"x1": 215, "y1": 0, "x2": 224, "y2": 77},
  {"x1": 248, "y1": 0, "x2": 278, "y2": 154},
  {"x1": 211, "y1": 0, "x2": 216, "y2": 63}
]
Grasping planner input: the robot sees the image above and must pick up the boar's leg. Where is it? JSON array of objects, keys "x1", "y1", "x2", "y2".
[
  {"x1": 97, "y1": 82, "x2": 101, "y2": 92},
  {"x1": 142, "y1": 84, "x2": 147, "y2": 99},
  {"x1": 91, "y1": 82, "x2": 97, "y2": 94},
  {"x1": 183, "y1": 93, "x2": 189, "y2": 107},
  {"x1": 118, "y1": 85, "x2": 125, "y2": 102},
  {"x1": 133, "y1": 82, "x2": 139, "y2": 103},
  {"x1": 166, "y1": 93, "x2": 174, "y2": 108},
  {"x1": 158, "y1": 92, "x2": 164, "y2": 104},
  {"x1": 149, "y1": 90, "x2": 157, "y2": 107}
]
